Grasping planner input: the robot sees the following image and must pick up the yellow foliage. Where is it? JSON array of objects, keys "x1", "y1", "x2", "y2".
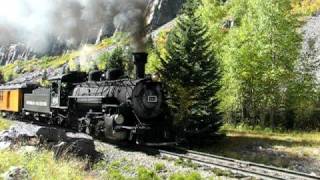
[
  {"x1": 0, "y1": 118, "x2": 11, "y2": 131},
  {"x1": 292, "y1": 0, "x2": 320, "y2": 16}
]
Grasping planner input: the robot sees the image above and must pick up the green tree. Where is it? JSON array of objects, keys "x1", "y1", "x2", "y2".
[
  {"x1": 220, "y1": 0, "x2": 301, "y2": 128},
  {"x1": 288, "y1": 39, "x2": 320, "y2": 129},
  {"x1": 106, "y1": 47, "x2": 126, "y2": 71},
  {"x1": 7, "y1": 74, "x2": 13, "y2": 82},
  {"x1": 159, "y1": 0, "x2": 222, "y2": 134}
]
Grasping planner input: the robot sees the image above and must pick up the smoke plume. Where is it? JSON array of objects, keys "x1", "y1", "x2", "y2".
[{"x1": 0, "y1": 0, "x2": 151, "y2": 53}]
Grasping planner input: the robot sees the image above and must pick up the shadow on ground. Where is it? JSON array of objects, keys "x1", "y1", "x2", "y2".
[{"x1": 194, "y1": 134, "x2": 320, "y2": 175}]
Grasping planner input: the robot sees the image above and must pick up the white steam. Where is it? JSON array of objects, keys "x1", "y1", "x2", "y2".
[{"x1": 0, "y1": 0, "x2": 151, "y2": 52}]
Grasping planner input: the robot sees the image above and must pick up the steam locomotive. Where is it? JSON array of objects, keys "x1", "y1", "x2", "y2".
[{"x1": 0, "y1": 53, "x2": 175, "y2": 145}]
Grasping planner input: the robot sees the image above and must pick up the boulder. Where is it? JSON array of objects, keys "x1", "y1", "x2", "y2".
[
  {"x1": 53, "y1": 139, "x2": 101, "y2": 161},
  {"x1": 36, "y1": 127, "x2": 101, "y2": 161},
  {"x1": 0, "y1": 125, "x2": 38, "y2": 148},
  {"x1": 3, "y1": 167, "x2": 30, "y2": 180},
  {"x1": 0, "y1": 141, "x2": 11, "y2": 150},
  {"x1": 36, "y1": 127, "x2": 67, "y2": 144}
]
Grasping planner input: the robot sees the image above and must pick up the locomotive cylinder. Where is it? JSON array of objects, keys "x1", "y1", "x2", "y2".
[{"x1": 133, "y1": 53, "x2": 148, "y2": 79}]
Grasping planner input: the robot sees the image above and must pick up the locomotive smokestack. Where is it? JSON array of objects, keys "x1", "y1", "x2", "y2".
[{"x1": 133, "y1": 52, "x2": 148, "y2": 79}]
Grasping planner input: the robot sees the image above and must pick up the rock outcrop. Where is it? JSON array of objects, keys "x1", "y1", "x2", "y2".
[
  {"x1": 0, "y1": 44, "x2": 34, "y2": 65},
  {"x1": 0, "y1": 121, "x2": 101, "y2": 161},
  {"x1": 3, "y1": 167, "x2": 30, "y2": 180},
  {"x1": 148, "y1": 0, "x2": 184, "y2": 30},
  {"x1": 300, "y1": 14, "x2": 320, "y2": 82},
  {"x1": 0, "y1": 0, "x2": 184, "y2": 65}
]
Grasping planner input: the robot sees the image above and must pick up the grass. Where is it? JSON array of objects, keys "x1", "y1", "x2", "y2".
[
  {"x1": 169, "y1": 172, "x2": 203, "y2": 180},
  {"x1": 222, "y1": 123, "x2": 320, "y2": 145},
  {"x1": 154, "y1": 163, "x2": 166, "y2": 173},
  {"x1": 174, "y1": 158, "x2": 199, "y2": 169},
  {"x1": 0, "y1": 150, "x2": 88, "y2": 180},
  {"x1": 94, "y1": 159, "x2": 207, "y2": 180},
  {"x1": 197, "y1": 123, "x2": 320, "y2": 170},
  {"x1": 0, "y1": 118, "x2": 11, "y2": 131}
]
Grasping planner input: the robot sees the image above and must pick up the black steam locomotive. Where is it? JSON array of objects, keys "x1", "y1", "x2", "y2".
[{"x1": 1, "y1": 53, "x2": 175, "y2": 145}]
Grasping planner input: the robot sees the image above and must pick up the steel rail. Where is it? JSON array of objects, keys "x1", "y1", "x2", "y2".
[{"x1": 156, "y1": 147, "x2": 320, "y2": 180}]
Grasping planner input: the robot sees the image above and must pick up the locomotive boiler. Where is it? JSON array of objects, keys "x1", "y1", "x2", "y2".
[{"x1": 69, "y1": 53, "x2": 173, "y2": 144}]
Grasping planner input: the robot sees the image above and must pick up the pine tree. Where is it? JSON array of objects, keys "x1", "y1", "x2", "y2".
[{"x1": 159, "y1": 0, "x2": 222, "y2": 135}]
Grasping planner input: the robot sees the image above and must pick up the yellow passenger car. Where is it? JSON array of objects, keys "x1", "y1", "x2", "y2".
[
  {"x1": 0, "y1": 83, "x2": 38, "y2": 113},
  {"x1": 0, "y1": 89, "x2": 23, "y2": 112}
]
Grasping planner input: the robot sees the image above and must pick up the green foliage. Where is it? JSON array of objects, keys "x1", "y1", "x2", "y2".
[
  {"x1": 174, "y1": 158, "x2": 199, "y2": 169},
  {"x1": 97, "y1": 51, "x2": 111, "y2": 70},
  {"x1": 199, "y1": 0, "x2": 228, "y2": 55},
  {"x1": 107, "y1": 169, "x2": 127, "y2": 180},
  {"x1": 97, "y1": 46, "x2": 134, "y2": 77},
  {"x1": 105, "y1": 47, "x2": 126, "y2": 71},
  {"x1": 169, "y1": 172, "x2": 203, "y2": 180},
  {"x1": 146, "y1": 47, "x2": 161, "y2": 74},
  {"x1": 7, "y1": 73, "x2": 14, "y2": 82},
  {"x1": 146, "y1": 30, "x2": 171, "y2": 74},
  {"x1": 154, "y1": 163, "x2": 166, "y2": 173},
  {"x1": 137, "y1": 167, "x2": 160, "y2": 180},
  {"x1": 0, "y1": 118, "x2": 11, "y2": 131},
  {"x1": 219, "y1": 0, "x2": 301, "y2": 129},
  {"x1": 160, "y1": 0, "x2": 222, "y2": 132},
  {"x1": 0, "y1": 150, "x2": 86, "y2": 180}
]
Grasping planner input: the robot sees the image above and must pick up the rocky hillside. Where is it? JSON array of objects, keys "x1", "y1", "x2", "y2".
[
  {"x1": 0, "y1": 0, "x2": 184, "y2": 66},
  {"x1": 300, "y1": 14, "x2": 320, "y2": 81}
]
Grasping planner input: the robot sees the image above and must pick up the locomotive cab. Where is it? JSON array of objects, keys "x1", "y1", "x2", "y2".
[
  {"x1": 23, "y1": 72, "x2": 87, "y2": 121},
  {"x1": 49, "y1": 72, "x2": 87, "y2": 108}
]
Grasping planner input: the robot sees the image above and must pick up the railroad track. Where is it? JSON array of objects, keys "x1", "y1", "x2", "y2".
[{"x1": 156, "y1": 147, "x2": 320, "y2": 180}]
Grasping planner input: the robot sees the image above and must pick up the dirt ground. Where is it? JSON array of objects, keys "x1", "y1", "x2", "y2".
[{"x1": 196, "y1": 127, "x2": 320, "y2": 176}]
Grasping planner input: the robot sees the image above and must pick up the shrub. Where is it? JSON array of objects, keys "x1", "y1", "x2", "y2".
[
  {"x1": 169, "y1": 172, "x2": 202, "y2": 180},
  {"x1": 137, "y1": 167, "x2": 160, "y2": 180},
  {"x1": 154, "y1": 163, "x2": 166, "y2": 172}
]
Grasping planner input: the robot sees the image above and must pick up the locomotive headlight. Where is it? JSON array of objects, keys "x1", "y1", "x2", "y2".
[
  {"x1": 151, "y1": 73, "x2": 161, "y2": 82},
  {"x1": 114, "y1": 114, "x2": 125, "y2": 125}
]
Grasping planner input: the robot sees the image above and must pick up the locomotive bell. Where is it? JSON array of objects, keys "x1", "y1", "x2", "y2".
[{"x1": 133, "y1": 53, "x2": 148, "y2": 79}]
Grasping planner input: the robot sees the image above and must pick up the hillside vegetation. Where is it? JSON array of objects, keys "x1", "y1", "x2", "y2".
[
  {"x1": 149, "y1": 0, "x2": 320, "y2": 131},
  {"x1": 1, "y1": 0, "x2": 320, "y2": 131},
  {"x1": 0, "y1": 33, "x2": 129, "y2": 82}
]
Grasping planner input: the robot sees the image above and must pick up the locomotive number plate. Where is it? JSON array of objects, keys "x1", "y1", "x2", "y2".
[{"x1": 148, "y1": 96, "x2": 158, "y2": 103}]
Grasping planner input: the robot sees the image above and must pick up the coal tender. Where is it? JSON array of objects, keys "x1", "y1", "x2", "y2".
[{"x1": 69, "y1": 53, "x2": 175, "y2": 145}]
